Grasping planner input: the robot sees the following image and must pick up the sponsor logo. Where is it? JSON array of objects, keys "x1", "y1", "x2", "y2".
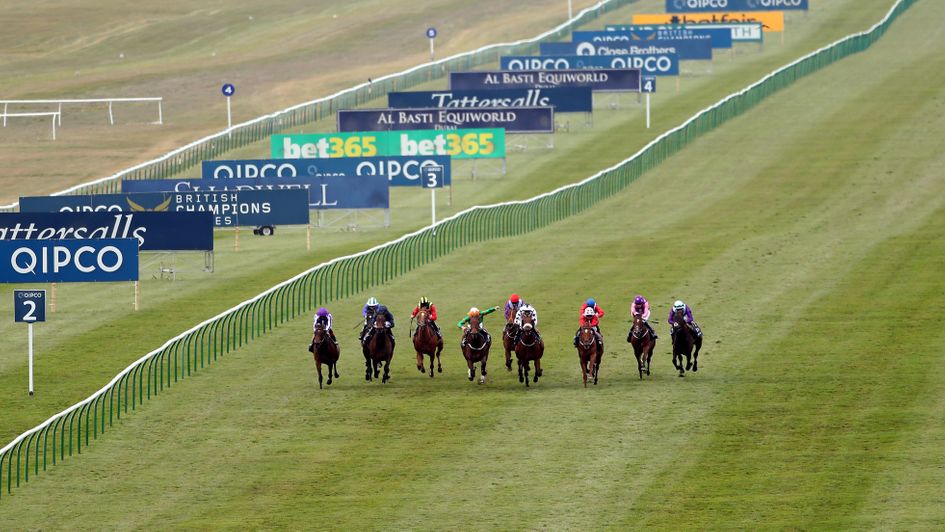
[{"x1": 11, "y1": 244, "x2": 126, "y2": 275}]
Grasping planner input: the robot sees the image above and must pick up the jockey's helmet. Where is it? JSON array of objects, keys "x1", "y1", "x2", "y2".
[
  {"x1": 317, "y1": 307, "x2": 329, "y2": 317},
  {"x1": 586, "y1": 298, "x2": 596, "y2": 307},
  {"x1": 419, "y1": 296, "x2": 430, "y2": 308},
  {"x1": 366, "y1": 297, "x2": 378, "y2": 307},
  {"x1": 635, "y1": 295, "x2": 645, "y2": 305},
  {"x1": 583, "y1": 307, "x2": 596, "y2": 317},
  {"x1": 510, "y1": 293, "x2": 520, "y2": 303},
  {"x1": 673, "y1": 300, "x2": 685, "y2": 311},
  {"x1": 468, "y1": 307, "x2": 481, "y2": 317}
]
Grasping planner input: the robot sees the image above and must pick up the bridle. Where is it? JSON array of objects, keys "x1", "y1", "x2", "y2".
[
  {"x1": 578, "y1": 325, "x2": 596, "y2": 348},
  {"x1": 631, "y1": 315, "x2": 649, "y2": 340}
]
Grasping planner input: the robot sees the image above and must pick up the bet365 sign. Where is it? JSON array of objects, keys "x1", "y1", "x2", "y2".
[{"x1": 272, "y1": 128, "x2": 506, "y2": 160}]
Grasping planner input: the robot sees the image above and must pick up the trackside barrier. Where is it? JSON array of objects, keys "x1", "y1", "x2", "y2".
[
  {"x1": 0, "y1": 0, "x2": 916, "y2": 501},
  {"x1": 0, "y1": 0, "x2": 635, "y2": 212}
]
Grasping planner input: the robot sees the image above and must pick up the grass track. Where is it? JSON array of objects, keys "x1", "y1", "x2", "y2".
[
  {"x1": 2, "y1": 0, "x2": 943, "y2": 528},
  {"x1": 0, "y1": 0, "x2": 894, "y2": 443}
]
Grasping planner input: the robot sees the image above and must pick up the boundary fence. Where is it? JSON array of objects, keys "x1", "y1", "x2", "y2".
[
  {"x1": 0, "y1": 0, "x2": 917, "y2": 501},
  {"x1": 0, "y1": 0, "x2": 634, "y2": 210}
]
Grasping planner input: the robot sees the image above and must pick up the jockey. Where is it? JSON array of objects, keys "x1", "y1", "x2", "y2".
[
  {"x1": 410, "y1": 296, "x2": 441, "y2": 338},
  {"x1": 312, "y1": 307, "x2": 338, "y2": 344},
  {"x1": 361, "y1": 297, "x2": 396, "y2": 345},
  {"x1": 630, "y1": 295, "x2": 658, "y2": 339},
  {"x1": 513, "y1": 303, "x2": 541, "y2": 344},
  {"x1": 504, "y1": 293, "x2": 524, "y2": 322},
  {"x1": 573, "y1": 298, "x2": 604, "y2": 348},
  {"x1": 456, "y1": 306, "x2": 499, "y2": 346},
  {"x1": 668, "y1": 300, "x2": 702, "y2": 339}
]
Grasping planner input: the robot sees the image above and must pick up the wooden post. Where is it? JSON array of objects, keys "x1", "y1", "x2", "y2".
[
  {"x1": 306, "y1": 225, "x2": 312, "y2": 251},
  {"x1": 133, "y1": 281, "x2": 139, "y2": 311},
  {"x1": 235, "y1": 227, "x2": 240, "y2": 251},
  {"x1": 50, "y1": 283, "x2": 57, "y2": 313}
]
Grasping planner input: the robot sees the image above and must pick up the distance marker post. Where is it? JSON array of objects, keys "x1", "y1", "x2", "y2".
[
  {"x1": 221, "y1": 83, "x2": 235, "y2": 137},
  {"x1": 422, "y1": 165, "x2": 445, "y2": 235},
  {"x1": 426, "y1": 27, "x2": 437, "y2": 61},
  {"x1": 641, "y1": 76, "x2": 656, "y2": 129},
  {"x1": 14, "y1": 290, "x2": 46, "y2": 396}
]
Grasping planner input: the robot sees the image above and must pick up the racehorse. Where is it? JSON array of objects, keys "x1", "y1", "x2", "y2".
[
  {"x1": 575, "y1": 317, "x2": 600, "y2": 387},
  {"x1": 364, "y1": 313, "x2": 394, "y2": 383},
  {"x1": 628, "y1": 313, "x2": 655, "y2": 380},
  {"x1": 671, "y1": 308, "x2": 702, "y2": 377},
  {"x1": 461, "y1": 314, "x2": 491, "y2": 384},
  {"x1": 514, "y1": 311, "x2": 544, "y2": 387},
  {"x1": 412, "y1": 309, "x2": 443, "y2": 378},
  {"x1": 502, "y1": 318, "x2": 518, "y2": 372},
  {"x1": 309, "y1": 323, "x2": 340, "y2": 389}
]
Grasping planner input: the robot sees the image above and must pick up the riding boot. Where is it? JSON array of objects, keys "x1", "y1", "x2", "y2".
[
  {"x1": 692, "y1": 322, "x2": 703, "y2": 338},
  {"x1": 647, "y1": 322, "x2": 658, "y2": 339},
  {"x1": 432, "y1": 321, "x2": 442, "y2": 338},
  {"x1": 573, "y1": 328, "x2": 580, "y2": 347},
  {"x1": 329, "y1": 329, "x2": 339, "y2": 345}
]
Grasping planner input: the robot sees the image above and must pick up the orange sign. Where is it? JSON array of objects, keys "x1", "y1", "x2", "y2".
[{"x1": 632, "y1": 12, "x2": 785, "y2": 32}]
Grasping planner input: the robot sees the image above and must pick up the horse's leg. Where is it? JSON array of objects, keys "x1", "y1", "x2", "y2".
[
  {"x1": 436, "y1": 340, "x2": 444, "y2": 373},
  {"x1": 523, "y1": 360, "x2": 530, "y2": 388},
  {"x1": 635, "y1": 350, "x2": 643, "y2": 380},
  {"x1": 480, "y1": 356, "x2": 487, "y2": 384},
  {"x1": 466, "y1": 355, "x2": 475, "y2": 382},
  {"x1": 505, "y1": 338, "x2": 513, "y2": 371},
  {"x1": 416, "y1": 350, "x2": 425, "y2": 373},
  {"x1": 517, "y1": 359, "x2": 525, "y2": 384},
  {"x1": 364, "y1": 353, "x2": 372, "y2": 381},
  {"x1": 316, "y1": 358, "x2": 323, "y2": 389},
  {"x1": 533, "y1": 358, "x2": 541, "y2": 383},
  {"x1": 592, "y1": 349, "x2": 600, "y2": 386},
  {"x1": 427, "y1": 353, "x2": 435, "y2": 379},
  {"x1": 327, "y1": 361, "x2": 334, "y2": 386},
  {"x1": 692, "y1": 336, "x2": 702, "y2": 371},
  {"x1": 580, "y1": 354, "x2": 587, "y2": 388},
  {"x1": 383, "y1": 355, "x2": 391, "y2": 384}
]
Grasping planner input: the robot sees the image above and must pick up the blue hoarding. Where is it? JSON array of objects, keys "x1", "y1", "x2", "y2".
[
  {"x1": 122, "y1": 175, "x2": 390, "y2": 210},
  {"x1": 666, "y1": 0, "x2": 807, "y2": 12},
  {"x1": 388, "y1": 87, "x2": 592, "y2": 113},
  {"x1": 20, "y1": 190, "x2": 311, "y2": 227},
  {"x1": 574, "y1": 27, "x2": 732, "y2": 49},
  {"x1": 200, "y1": 156, "x2": 451, "y2": 187},
  {"x1": 1, "y1": 239, "x2": 139, "y2": 283},
  {"x1": 501, "y1": 54, "x2": 679, "y2": 76},
  {"x1": 449, "y1": 69, "x2": 641, "y2": 93},
  {"x1": 0, "y1": 212, "x2": 213, "y2": 251},
  {"x1": 540, "y1": 39, "x2": 712, "y2": 61},
  {"x1": 337, "y1": 107, "x2": 554, "y2": 134}
]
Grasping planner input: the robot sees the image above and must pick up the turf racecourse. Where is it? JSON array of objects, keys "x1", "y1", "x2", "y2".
[
  {"x1": 0, "y1": 0, "x2": 892, "y2": 444},
  {"x1": 3, "y1": 1, "x2": 944, "y2": 528}
]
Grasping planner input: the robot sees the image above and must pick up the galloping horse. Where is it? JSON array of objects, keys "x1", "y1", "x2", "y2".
[
  {"x1": 628, "y1": 313, "x2": 655, "y2": 380},
  {"x1": 514, "y1": 311, "x2": 544, "y2": 387},
  {"x1": 461, "y1": 315, "x2": 491, "y2": 384},
  {"x1": 502, "y1": 318, "x2": 518, "y2": 372},
  {"x1": 309, "y1": 323, "x2": 340, "y2": 389},
  {"x1": 671, "y1": 308, "x2": 702, "y2": 377},
  {"x1": 575, "y1": 317, "x2": 600, "y2": 387},
  {"x1": 364, "y1": 313, "x2": 394, "y2": 383},
  {"x1": 412, "y1": 309, "x2": 443, "y2": 378}
]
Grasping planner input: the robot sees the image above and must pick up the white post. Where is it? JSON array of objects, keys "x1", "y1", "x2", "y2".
[
  {"x1": 234, "y1": 226, "x2": 240, "y2": 251},
  {"x1": 28, "y1": 323, "x2": 34, "y2": 396},
  {"x1": 431, "y1": 188, "x2": 437, "y2": 235},
  {"x1": 429, "y1": 38, "x2": 435, "y2": 61},
  {"x1": 226, "y1": 96, "x2": 232, "y2": 137},
  {"x1": 646, "y1": 93, "x2": 651, "y2": 129},
  {"x1": 51, "y1": 283, "x2": 57, "y2": 313},
  {"x1": 2, "y1": 102, "x2": 7, "y2": 127},
  {"x1": 568, "y1": 0, "x2": 573, "y2": 19},
  {"x1": 306, "y1": 225, "x2": 311, "y2": 251},
  {"x1": 133, "y1": 281, "x2": 139, "y2": 311},
  {"x1": 157, "y1": 100, "x2": 164, "y2": 125},
  {"x1": 57, "y1": 102, "x2": 62, "y2": 126},
  {"x1": 108, "y1": 100, "x2": 114, "y2": 125},
  {"x1": 51, "y1": 114, "x2": 57, "y2": 140}
]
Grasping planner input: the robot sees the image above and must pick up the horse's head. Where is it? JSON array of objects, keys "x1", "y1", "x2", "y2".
[
  {"x1": 313, "y1": 323, "x2": 327, "y2": 344},
  {"x1": 416, "y1": 308, "x2": 429, "y2": 325},
  {"x1": 521, "y1": 310, "x2": 534, "y2": 326},
  {"x1": 374, "y1": 313, "x2": 387, "y2": 329},
  {"x1": 579, "y1": 325, "x2": 596, "y2": 347},
  {"x1": 673, "y1": 308, "x2": 685, "y2": 326}
]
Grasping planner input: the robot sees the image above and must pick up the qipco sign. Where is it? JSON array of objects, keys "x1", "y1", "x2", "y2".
[{"x1": 0, "y1": 239, "x2": 139, "y2": 283}]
